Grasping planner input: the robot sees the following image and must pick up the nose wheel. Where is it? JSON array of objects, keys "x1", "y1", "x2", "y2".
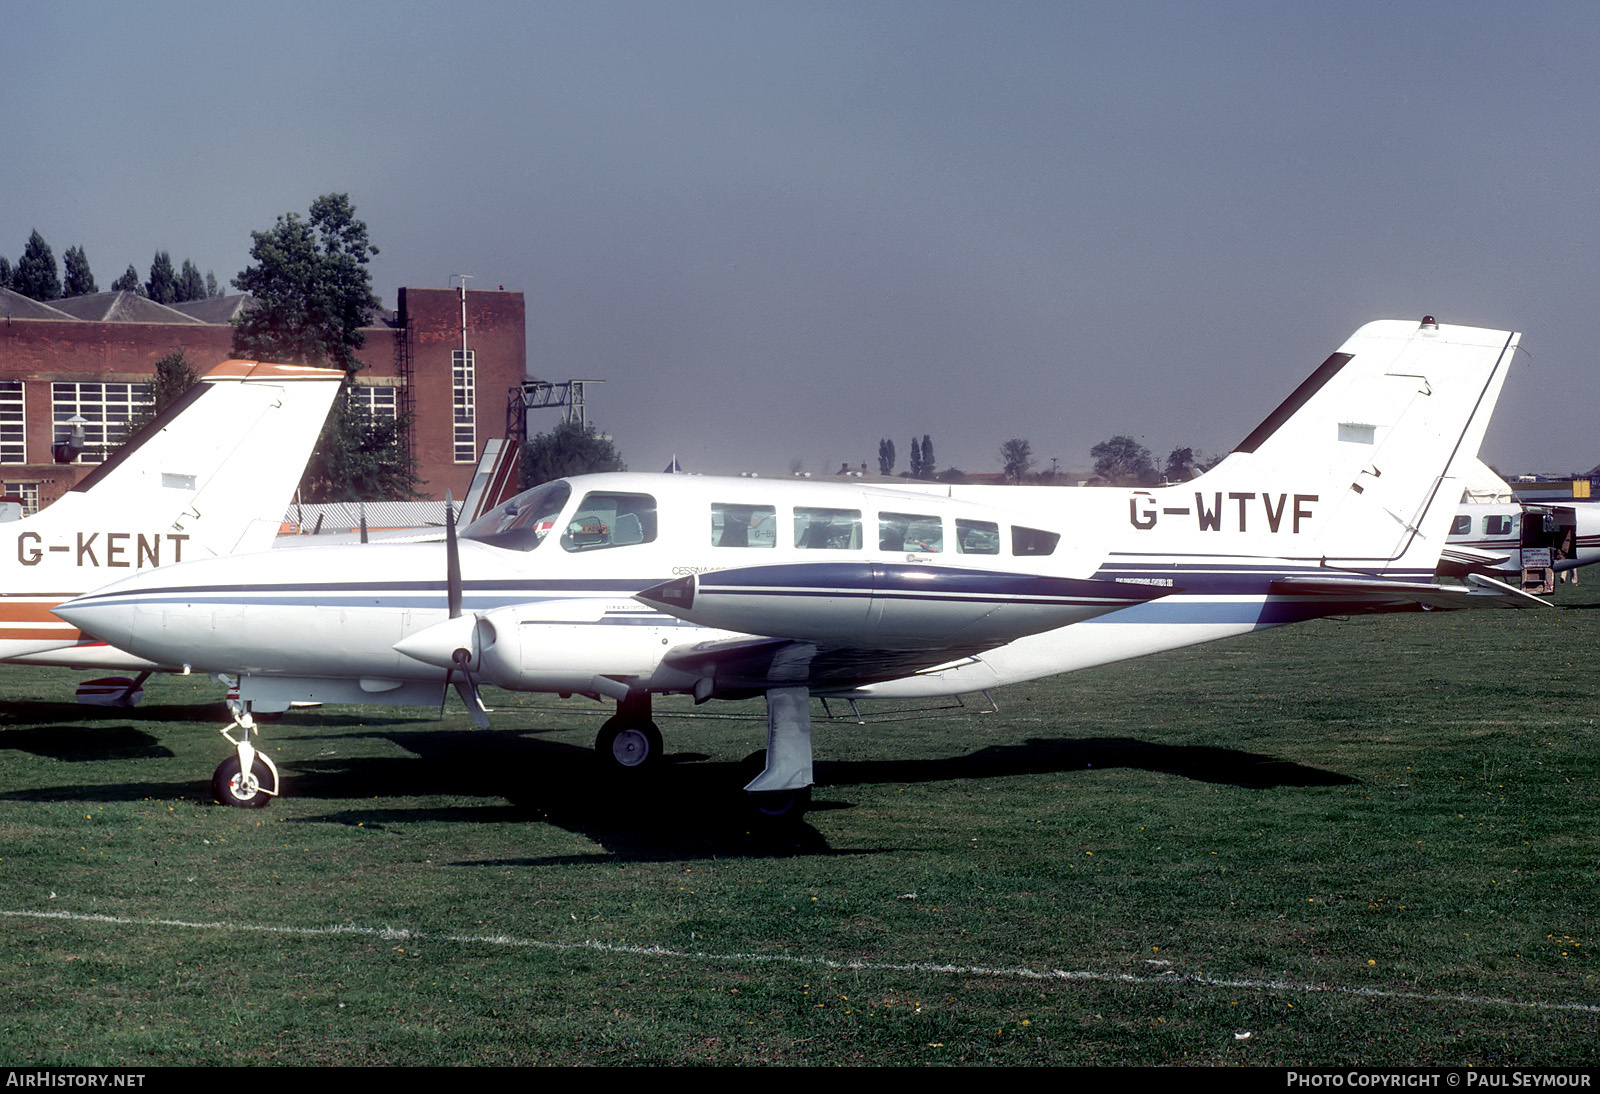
[
  {"x1": 212, "y1": 699, "x2": 281, "y2": 808},
  {"x1": 212, "y1": 754, "x2": 277, "y2": 808}
]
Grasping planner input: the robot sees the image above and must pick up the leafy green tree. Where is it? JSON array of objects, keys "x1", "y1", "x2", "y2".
[
  {"x1": 918, "y1": 434, "x2": 935, "y2": 479},
  {"x1": 15, "y1": 231, "x2": 60, "y2": 300},
  {"x1": 205, "y1": 270, "x2": 221, "y2": 298},
  {"x1": 178, "y1": 259, "x2": 206, "y2": 303},
  {"x1": 232, "y1": 195, "x2": 409, "y2": 499},
  {"x1": 122, "y1": 349, "x2": 201, "y2": 439},
  {"x1": 1090, "y1": 435, "x2": 1158, "y2": 486},
  {"x1": 62, "y1": 246, "x2": 97, "y2": 297},
  {"x1": 299, "y1": 397, "x2": 421, "y2": 502},
  {"x1": 146, "y1": 251, "x2": 178, "y2": 304},
  {"x1": 232, "y1": 193, "x2": 380, "y2": 373},
  {"x1": 908, "y1": 436, "x2": 923, "y2": 479},
  {"x1": 111, "y1": 264, "x2": 143, "y2": 294},
  {"x1": 521, "y1": 419, "x2": 625, "y2": 488},
  {"x1": 877, "y1": 437, "x2": 895, "y2": 476},
  {"x1": 0, "y1": 257, "x2": 12, "y2": 290},
  {"x1": 1000, "y1": 438, "x2": 1034, "y2": 483}
]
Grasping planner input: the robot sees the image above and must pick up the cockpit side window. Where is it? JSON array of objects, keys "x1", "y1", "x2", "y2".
[
  {"x1": 460, "y1": 481, "x2": 571, "y2": 552},
  {"x1": 1011, "y1": 525, "x2": 1060, "y2": 556},
  {"x1": 794, "y1": 507, "x2": 862, "y2": 550},
  {"x1": 562, "y1": 492, "x2": 658, "y2": 552},
  {"x1": 879, "y1": 512, "x2": 942, "y2": 552},
  {"x1": 955, "y1": 519, "x2": 1000, "y2": 555}
]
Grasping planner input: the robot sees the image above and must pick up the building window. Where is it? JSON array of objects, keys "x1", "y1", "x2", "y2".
[
  {"x1": 52, "y1": 382, "x2": 152, "y2": 464},
  {"x1": 3, "y1": 481, "x2": 39, "y2": 515},
  {"x1": 453, "y1": 349, "x2": 476, "y2": 463},
  {"x1": 349, "y1": 384, "x2": 398, "y2": 420},
  {"x1": 0, "y1": 382, "x2": 23, "y2": 464}
]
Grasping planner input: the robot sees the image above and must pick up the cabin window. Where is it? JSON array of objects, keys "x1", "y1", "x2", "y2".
[
  {"x1": 712, "y1": 503, "x2": 776, "y2": 548},
  {"x1": 461, "y1": 480, "x2": 571, "y2": 552},
  {"x1": 794, "y1": 507, "x2": 862, "y2": 550},
  {"x1": 1011, "y1": 525, "x2": 1060, "y2": 556},
  {"x1": 563, "y1": 492, "x2": 658, "y2": 551},
  {"x1": 1450, "y1": 515, "x2": 1471, "y2": 537},
  {"x1": 955, "y1": 519, "x2": 1001, "y2": 555},
  {"x1": 879, "y1": 512, "x2": 942, "y2": 553},
  {"x1": 1484, "y1": 515, "x2": 1515, "y2": 537}
]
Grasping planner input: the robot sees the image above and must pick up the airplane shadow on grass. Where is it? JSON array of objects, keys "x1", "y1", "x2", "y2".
[{"x1": 2, "y1": 707, "x2": 1356, "y2": 861}]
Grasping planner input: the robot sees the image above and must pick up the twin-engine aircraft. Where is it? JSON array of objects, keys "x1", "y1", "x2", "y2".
[
  {"x1": 2, "y1": 360, "x2": 342, "y2": 692},
  {"x1": 56, "y1": 319, "x2": 1534, "y2": 815}
]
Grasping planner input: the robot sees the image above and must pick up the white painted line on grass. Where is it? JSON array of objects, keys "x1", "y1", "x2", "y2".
[{"x1": 6, "y1": 907, "x2": 1595, "y2": 1015}]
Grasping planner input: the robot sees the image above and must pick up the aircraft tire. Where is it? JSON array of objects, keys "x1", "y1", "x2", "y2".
[
  {"x1": 745, "y1": 786, "x2": 812, "y2": 828},
  {"x1": 212, "y1": 755, "x2": 276, "y2": 809},
  {"x1": 595, "y1": 718, "x2": 663, "y2": 773}
]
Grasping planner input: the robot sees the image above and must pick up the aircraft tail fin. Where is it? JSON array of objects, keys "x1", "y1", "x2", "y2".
[
  {"x1": 1130, "y1": 318, "x2": 1519, "y2": 579},
  {"x1": 39, "y1": 360, "x2": 344, "y2": 558}
]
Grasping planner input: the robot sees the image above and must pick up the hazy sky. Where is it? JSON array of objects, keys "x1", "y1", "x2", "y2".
[{"x1": 4, "y1": 1, "x2": 1596, "y2": 478}]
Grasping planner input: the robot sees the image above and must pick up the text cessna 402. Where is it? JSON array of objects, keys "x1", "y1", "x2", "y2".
[
  {"x1": 1, "y1": 360, "x2": 342, "y2": 702},
  {"x1": 56, "y1": 318, "x2": 1540, "y2": 818}
]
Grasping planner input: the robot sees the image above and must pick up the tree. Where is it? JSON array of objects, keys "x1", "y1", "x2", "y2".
[
  {"x1": 877, "y1": 437, "x2": 895, "y2": 476},
  {"x1": 0, "y1": 257, "x2": 11, "y2": 290},
  {"x1": 1000, "y1": 438, "x2": 1034, "y2": 483},
  {"x1": 521, "y1": 419, "x2": 625, "y2": 488},
  {"x1": 15, "y1": 231, "x2": 60, "y2": 300},
  {"x1": 205, "y1": 270, "x2": 221, "y2": 298},
  {"x1": 122, "y1": 349, "x2": 201, "y2": 439},
  {"x1": 908, "y1": 436, "x2": 923, "y2": 479},
  {"x1": 175, "y1": 258, "x2": 205, "y2": 302},
  {"x1": 232, "y1": 195, "x2": 402, "y2": 499},
  {"x1": 62, "y1": 245, "x2": 97, "y2": 297},
  {"x1": 918, "y1": 434, "x2": 935, "y2": 479},
  {"x1": 299, "y1": 397, "x2": 421, "y2": 502},
  {"x1": 1163, "y1": 446, "x2": 1223, "y2": 482},
  {"x1": 111, "y1": 264, "x2": 143, "y2": 294},
  {"x1": 146, "y1": 251, "x2": 178, "y2": 304},
  {"x1": 232, "y1": 193, "x2": 380, "y2": 373},
  {"x1": 1090, "y1": 435, "x2": 1158, "y2": 486}
]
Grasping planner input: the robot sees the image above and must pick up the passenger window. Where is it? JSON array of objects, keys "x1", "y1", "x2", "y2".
[
  {"x1": 461, "y1": 480, "x2": 571, "y2": 552},
  {"x1": 562, "y1": 492, "x2": 657, "y2": 551},
  {"x1": 1011, "y1": 525, "x2": 1060, "y2": 556},
  {"x1": 879, "y1": 512, "x2": 942, "y2": 553},
  {"x1": 794, "y1": 507, "x2": 862, "y2": 550},
  {"x1": 712, "y1": 503, "x2": 775, "y2": 548},
  {"x1": 1484, "y1": 515, "x2": 1513, "y2": 537},
  {"x1": 955, "y1": 519, "x2": 1000, "y2": 555},
  {"x1": 1450, "y1": 515, "x2": 1471, "y2": 537}
]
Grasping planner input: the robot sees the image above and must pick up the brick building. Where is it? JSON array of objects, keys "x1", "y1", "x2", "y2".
[{"x1": 0, "y1": 285, "x2": 525, "y2": 509}]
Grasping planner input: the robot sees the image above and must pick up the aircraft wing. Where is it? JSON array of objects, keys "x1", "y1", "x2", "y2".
[{"x1": 637, "y1": 561, "x2": 1172, "y2": 696}]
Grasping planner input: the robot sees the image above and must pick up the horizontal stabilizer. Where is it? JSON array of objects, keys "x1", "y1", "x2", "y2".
[{"x1": 1271, "y1": 574, "x2": 1552, "y2": 610}]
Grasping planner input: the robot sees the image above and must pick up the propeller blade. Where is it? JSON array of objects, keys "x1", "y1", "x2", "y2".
[
  {"x1": 445, "y1": 490, "x2": 462, "y2": 620},
  {"x1": 452, "y1": 648, "x2": 492, "y2": 729}
]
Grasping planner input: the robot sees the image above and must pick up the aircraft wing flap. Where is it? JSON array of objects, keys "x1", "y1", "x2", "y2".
[{"x1": 661, "y1": 635, "x2": 993, "y2": 698}]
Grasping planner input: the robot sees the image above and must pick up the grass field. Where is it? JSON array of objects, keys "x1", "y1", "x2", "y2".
[{"x1": 2, "y1": 582, "x2": 1597, "y2": 1065}]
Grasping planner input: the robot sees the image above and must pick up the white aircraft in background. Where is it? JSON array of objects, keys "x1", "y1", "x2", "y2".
[
  {"x1": 1, "y1": 359, "x2": 343, "y2": 697},
  {"x1": 57, "y1": 318, "x2": 1538, "y2": 816},
  {"x1": 1441, "y1": 459, "x2": 1600, "y2": 585}
]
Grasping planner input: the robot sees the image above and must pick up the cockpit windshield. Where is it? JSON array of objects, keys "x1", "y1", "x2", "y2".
[{"x1": 460, "y1": 481, "x2": 572, "y2": 552}]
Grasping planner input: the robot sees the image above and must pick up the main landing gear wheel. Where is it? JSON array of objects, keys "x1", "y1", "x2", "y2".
[
  {"x1": 212, "y1": 755, "x2": 277, "y2": 809},
  {"x1": 595, "y1": 717, "x2": 663, "y2": 773}
]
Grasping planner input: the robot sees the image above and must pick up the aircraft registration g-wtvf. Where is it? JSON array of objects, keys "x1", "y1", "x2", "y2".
[
  {"x1": 57, "y1": 318, "x2": 1537, "y2": 815},
  {"x1": 0, "y1": 360, "x2": 342, "y2": 684}
]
